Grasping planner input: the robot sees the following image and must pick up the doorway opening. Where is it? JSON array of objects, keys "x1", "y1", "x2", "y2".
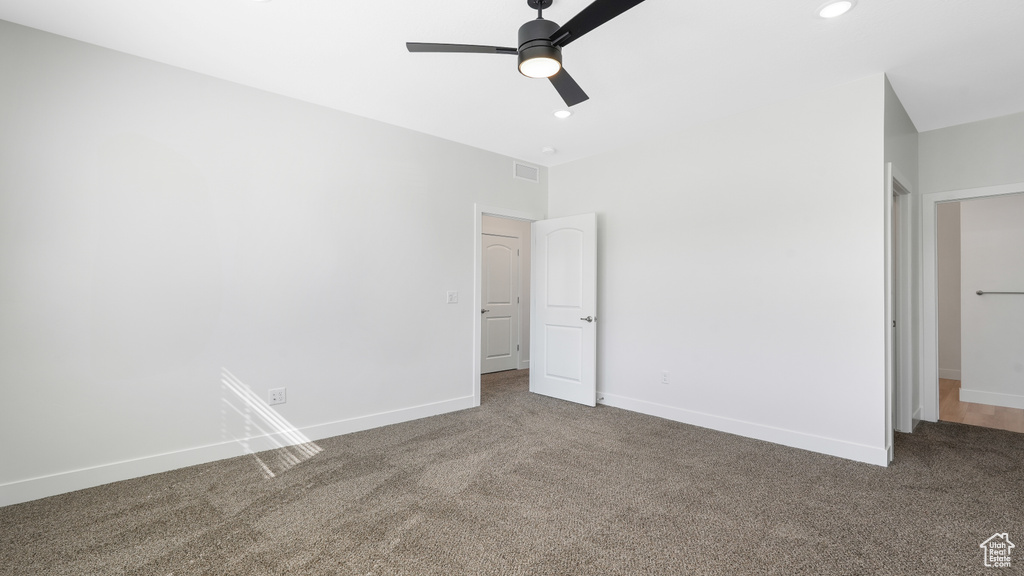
[
  {"x1": 472, "y1": 205, "x2": 543, "y2": 407},
  {"x1": 934, "y1": 193, "x2": 1024, "y2": 433},
  {"x1": 923, "y1": 181, "x2": 1024, "y2": 429},
  {"x1": 473, "y1": 206, "x2": 600, "y2": 408}
]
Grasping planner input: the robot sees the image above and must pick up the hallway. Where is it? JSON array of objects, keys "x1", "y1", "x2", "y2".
[{"x1": 939, "y1": 378, "x2": 1024, "y2": 433}]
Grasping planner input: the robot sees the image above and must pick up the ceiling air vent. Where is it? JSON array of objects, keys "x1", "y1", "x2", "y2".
[{"x1": 513, "y1": 161, "x2": 540, "y2": 183}]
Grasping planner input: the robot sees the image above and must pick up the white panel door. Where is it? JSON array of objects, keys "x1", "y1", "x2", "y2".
[
  {"x1": 481, "y1": 234, "x2": 520, "y2": 373},
  {"x1": 530, "y1": 213, "x2": 597, "y2": 406}
]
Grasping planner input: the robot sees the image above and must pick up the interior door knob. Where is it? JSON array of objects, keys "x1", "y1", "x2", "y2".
[
  {"x1": 482, "y1": 309, "x2": 490, "y2": 314},
  {"x1": 580, "y1": 316, "x2": 594, "y2": 323}
]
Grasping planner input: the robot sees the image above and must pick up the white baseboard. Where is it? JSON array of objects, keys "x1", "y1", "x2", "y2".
[
  {"x1": 519, "y1": 359, "x2": 530, "y2": 370},
  {"x1": 0, "y1": 395, "x2": 475, "y2": 508},
  {"x1": 959, "y1": 389, "x2": 1024, "y2": 410},
  {"x1": 939, "y1": 368, "x2": 961, "y2": 380},
  {"x1": 598, "y1": 393, "x2": 888, "y2": 467}
]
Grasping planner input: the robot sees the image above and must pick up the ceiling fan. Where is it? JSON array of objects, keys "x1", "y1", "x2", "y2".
[{"x1": 407, "y1": 0, "x2": 648, "y2": 107}]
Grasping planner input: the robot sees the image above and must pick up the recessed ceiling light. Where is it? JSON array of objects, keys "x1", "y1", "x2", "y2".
[
  {"x1": 554, "y1": 110, "x2": 572, "y2": 119},
  {"x1": 818, "y1": 1, "x2": 854, "y2": 18},
  {"x1": 542, "y1": 147, "x2": 557, "y2": 154}
]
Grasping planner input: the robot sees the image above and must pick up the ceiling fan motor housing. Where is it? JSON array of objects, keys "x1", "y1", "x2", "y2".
[{"x1": 517, "y1": 18, "x2": 561, "y2": 76}]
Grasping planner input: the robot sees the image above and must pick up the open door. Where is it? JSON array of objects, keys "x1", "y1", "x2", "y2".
[{"x1": 530, "y1": 213, "x2": 597, "y2": 406}]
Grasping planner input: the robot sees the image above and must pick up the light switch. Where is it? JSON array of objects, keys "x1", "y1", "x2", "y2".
[{"x1": 446, "y1": 291, "x2": 458, "y2": 304}]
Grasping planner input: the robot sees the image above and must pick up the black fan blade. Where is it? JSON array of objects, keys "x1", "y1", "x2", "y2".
[
  {"x1": 549, "y1": 68, "x2": 589, "y2": 107},
  {"x1": 406, "y1": 42, "x2": 518, "y2": 55},
  {"x1": 549, "y1": 0, "x2": 647, "y2": 47}
]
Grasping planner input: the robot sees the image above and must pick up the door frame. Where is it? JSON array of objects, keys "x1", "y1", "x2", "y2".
[
  {"x1": 472, "y1": 204, "x2": 544, "y2": 407},
  {"x1": 885, "y1": 164, "x2": 914, "y2": 460},
  {"x1": 921, "y1": 181, "x2": 1024, "y2": 422}
]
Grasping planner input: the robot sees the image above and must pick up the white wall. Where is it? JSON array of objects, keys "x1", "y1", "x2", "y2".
[
  {"x1": 548, "y1": 75, "x2": 889, "y2": 465},
  {"x1": 920, "y1": 111, "x2": 1024, "y2": 194},
  {"x1": 0, "y1": 20, "x2": 547, "y2": 506},
  {"x1": 959, "y1": 194, "x2": 1024, "y2": 409},
  {"x1": 884, "y1": 78, "x2": 920, "y2": 193},
  {"x1": 481, "y1": 216, "x2": 531, "y2": 368},
  {"x1": 936, "y1": 202, "x2": 962, "y2": 379}
]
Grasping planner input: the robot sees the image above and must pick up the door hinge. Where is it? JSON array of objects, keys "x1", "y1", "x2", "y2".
[{"x1": 517, "y1": 344, "x2": 520, "y2": 351}]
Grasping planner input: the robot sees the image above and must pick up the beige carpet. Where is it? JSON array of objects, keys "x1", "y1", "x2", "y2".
[{"x1": 2, "y1": 369, "x2": 1021, "y2": 575}]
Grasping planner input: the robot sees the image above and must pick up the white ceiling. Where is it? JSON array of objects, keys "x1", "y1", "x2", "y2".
[{"x1": 2, "y1": 0, "x2": 1023, "y2": 166}]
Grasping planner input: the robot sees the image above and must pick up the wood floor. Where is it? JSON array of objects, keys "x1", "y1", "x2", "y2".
[{"x1": 939, "y1": 378, "x2": 1024, "y2": 433}]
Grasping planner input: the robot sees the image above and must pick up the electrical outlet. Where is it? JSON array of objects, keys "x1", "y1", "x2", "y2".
[
  {"x1": 268, "y1": 387, "x2": 287, "y2": 405},
  {"x1": 446, "y1": 290, "x2": 459, "y2": 304},
  {"x1": 661, "y1": 371, "x2": 670, "y2": 385}
]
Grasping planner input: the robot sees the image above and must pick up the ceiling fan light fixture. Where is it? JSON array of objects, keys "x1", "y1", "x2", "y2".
[
  {"x1": 518, "y1": 45, "x2": 562, "y2": 78},
  {"x1": 517, "y1": 17, "x2": 562, "y2": 78},
  {"x1": 520, "y1": 57, "x2": 561, "y2": 78},
  {"x1": 408, "y1": 0, "x2": 652, "y2": 105}
]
